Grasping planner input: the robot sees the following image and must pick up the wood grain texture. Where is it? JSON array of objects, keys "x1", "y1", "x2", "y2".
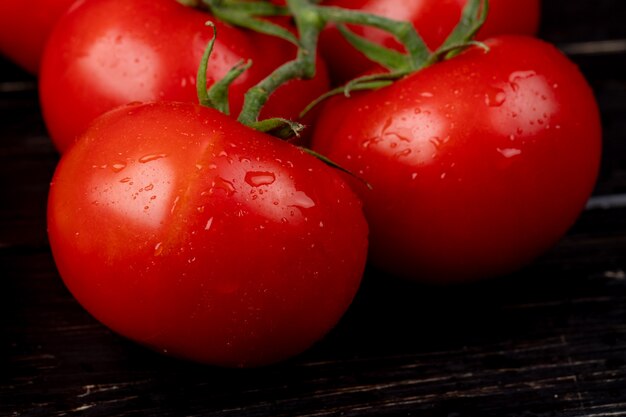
[{"x1": 1, "y1": 0, "x2": 626, "y2": 415}]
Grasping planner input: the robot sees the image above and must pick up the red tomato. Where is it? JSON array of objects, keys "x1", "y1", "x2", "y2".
[
  {"x1": 0, "y1": 0, "x2": 77, "y2": 74},
  {"x1": 39, "y1": 0, "x2": 329, "y2": 153},
  {"x1": 311, "y1": 36, "x2": 601, "y2": 283},
  {"x1": 319, "y1": 0, "x2": 541, "y2": 83},
  {"x1": 48, "y1": 101, "x2": 368, "y2": 367}
]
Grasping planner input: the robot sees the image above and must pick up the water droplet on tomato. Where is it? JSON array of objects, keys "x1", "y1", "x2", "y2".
[
  {"x1": 139, "y1": 154, "x2": 167, "y2": 163},
  {"x1": 509, "y1": 70, "x2": 536, "y2": 83},
  {"x1": 290, "y1": 191, "x2": 315, "y2": 209},
  {"x1": 497, "y1": 148, "x2": 522, "y2": 158},
  {"x1": 395, "y1": 149, "x2": 412, "y2": 159},
  {"x1": 154, "y1": 242, "x2": 164, "y2": 256},
  {"x1": 211, "y1": 177, "x2": 236, "y2": 196},
  {"x1": 484, "y1": 87, "x2": 507, "y2": 107},
  {"x1": 120, "y1": 177, "x2": 132, "y2": 183},
  {"x1": 144, "y1": 183, "x2": 154, "y2": 191},
  {"x1": 245, "y1": 171, "x2": 276, "y2": 187},
  {"x1": 205, "y1": 217, "x2": 214, "y2": 231},
  {"x1": 110, "y1": 162, "x2": 127, "y2": 173}
]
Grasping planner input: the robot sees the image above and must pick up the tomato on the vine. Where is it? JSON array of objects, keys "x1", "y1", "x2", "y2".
[
  {"x1": 48, "y1": 101, "x2": 368, "y2": 367},
  {"x1": 0, "y1": 0, "x2": 77, "y2": 74},
  {"x1": 39, "y1": 0, "x2": 329, "y2": 153},
  {"x1": 319, "y1": 0, "x2": 541, "y2": 83},
  {"x1": 311, "y1": 36, "x2": 601, "y2": 282}
]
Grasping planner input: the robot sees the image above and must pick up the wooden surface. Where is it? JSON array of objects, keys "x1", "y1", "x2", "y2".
[{"x1": 2, "y1": 1, "x2": 626, "y2": 416}]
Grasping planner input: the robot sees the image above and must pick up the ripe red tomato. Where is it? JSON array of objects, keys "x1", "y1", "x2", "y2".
[
  {"x1": 311, "y1": 36, "x2": 601, "y2": 283},
  {"x1": 319, "y1": 0, "x2": 541, "y2": 83},
  {"x1": 0, "y1": 0, "x2": 77, "y2": 74},
  {"x1": 48, "y1": 101, "x2": 368, "y2": 367},
  {"x1": 39, "y1": 0, "x2": 329, "y2": 153}
]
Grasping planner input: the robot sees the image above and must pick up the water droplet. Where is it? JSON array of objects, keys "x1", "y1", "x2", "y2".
[
  {"x1": 420, "y1": 92, "x2": 434, "y2": 98},
  {"x1": 120, "y1": 177, "x2": 132, "y2": 183},
  {"x1": 411, "y1": 173, "x2": 418, "y2": 180},
  {"x1": 497, "y1": 148, "x2": 522, "y2": 158},
  {"x1": 245, "y1": 171, "x2": 276, "y2": 187},
  {"x1": 110, "y1": 162, "x2": 127, "y2": 173},
  {"x1": 205, "y1": 217, "x2": 214, "y2": 231},
  {"x1": 154, "y1": 242, "x2": 164, "y2": 256},
  {"x1": 290, "y1": 191, "x2": 315, "y2": 209},
  {"x1": 395, "y1": 148, "x2": 412, "y2": 158},
  {"x1": 170, "y1": 196, "x2": 180, "y2": 214},
  {"x1": 485, "y1": 87, "x2": 507, "y2": 107},
  {"x1": 139, "y1": 154, "x2": 167, "y2": 163},
  {"x1": 211, "y1": 177, "x2": 236, "y2": 196},
  {"x1": 509, "y1": 70, "x2": 536, "y2": 83},
  {"x1": 144, "y1": 183, "x2": 154, "y2": 191}
]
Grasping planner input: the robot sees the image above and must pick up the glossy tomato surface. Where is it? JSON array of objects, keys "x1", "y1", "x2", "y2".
[
  {"x1": 319, "y1": 0, "x2": 541, "y2": 83},
  {"x1": 311, "y1": 36, "x2": 601, "y2": 282},
  {"x1": 39, "y1": 0, "x2": 329, "y2": 153},
  {"x1": 48, "y1": 101, "x2": 368, "y2": 367},
  {"x1": 0, "y1": 0, "x2": 77, "y2": 74}
]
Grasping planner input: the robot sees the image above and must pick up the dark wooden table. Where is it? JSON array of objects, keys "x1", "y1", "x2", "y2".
[{"x1": 2, "y1": 1, "x2": 626, "y2": 416}]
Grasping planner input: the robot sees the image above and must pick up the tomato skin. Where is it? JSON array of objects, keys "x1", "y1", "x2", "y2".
[
  {"x1": 47, "y1": 101, "x2": 368, "y2": 367},
  {"x1": 39, "y1": 0, "x2": 329, "y2": 153},
  {"x1": 311, "y1": 36, "x2": 601, "y2": 282},
  {"x1": 0, "y1": 0, "x2": 77, "y2": 74},
  {"x1": 319, "y1": 0, "x2": 540, "y2": 83}
]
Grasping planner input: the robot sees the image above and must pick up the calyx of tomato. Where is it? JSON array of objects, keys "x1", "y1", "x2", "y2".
[
  {"x1": 190, "y1": 0, "x2": 488, "y2": 123},
  {"x1": 196, "y1": 21, "x2": 370, "y2": 184}
]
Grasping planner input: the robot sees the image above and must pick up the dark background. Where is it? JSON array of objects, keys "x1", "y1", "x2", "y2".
[{"x1": 2, "y1": 1, "x2": 626, "y2": 416}]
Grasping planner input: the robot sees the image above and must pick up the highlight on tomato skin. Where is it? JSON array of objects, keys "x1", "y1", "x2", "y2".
[
  {"x1": 38, "y1": 0, "x2": 330, "y2": 154},
  {"x1": 47, "y1": 101, "x2": 369, "y2": 367},
  {"x1": 318, "y1": 0, "x2": 541, "y2": 84},
  {"x1": 311, "y1": 35, "x2": 601, "y2": 283}
]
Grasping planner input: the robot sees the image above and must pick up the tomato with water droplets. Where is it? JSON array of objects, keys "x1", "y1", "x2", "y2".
[
  {"x1": 311, "y1": 36, "x2": 601, "y2": 283},
  {"x1": 47, "y1": 101, "x2": 368, "y2": 367},
  {"x1": 39, "y1": 0, "x2": 329, "y2": 153}
]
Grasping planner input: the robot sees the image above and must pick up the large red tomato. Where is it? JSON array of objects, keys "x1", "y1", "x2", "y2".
[
  {"x1": 319, "y1": 0, "x2": 541, "y2": 83},
  {"x1": 39, "y1": 0, "x2": 329, "y2": 153},
  {"x1": 311, "y1": 36, "x2": 601, "y2": 283},
  {"x1": 0, "y1": 0, "x2": 77, "y2": 74},
  {"x1": 48, "y1": 101, "x2": 368, "y2": 367}
]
